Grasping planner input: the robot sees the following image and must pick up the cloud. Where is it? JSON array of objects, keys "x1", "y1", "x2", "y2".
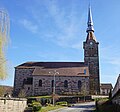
[
  {"x1": 100, "y1": 45, "x2": 120, "y2": 79},
  {"x1": 100, "y1": 46, "x2": 120, "y2": 86},
  {"x1": 19, "y1": 19, "x2": 38, "y2": 33},
  {"x1": 43, "y1": 0, "x2": 86, "y2": 48},
  {"x1": 23, "y1": 0, "x2": 86, "y2": 49},
  {"x1": 11, "y1": 46, "x2": 18, "y2": 49},
  {"x1": 37, "y1": 51, "x2": 70, "y2": 61},
  {"x1": 100, "y1": 45, "x2": 120, "y2": 65}
]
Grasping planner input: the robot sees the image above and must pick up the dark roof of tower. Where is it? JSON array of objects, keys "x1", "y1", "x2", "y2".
[
  {"x1": 86, "y1": 31, "x2": 96, "y2": 42},
  {"x1": 16, "y1": 62, "x2": 86, "y2": 68}
]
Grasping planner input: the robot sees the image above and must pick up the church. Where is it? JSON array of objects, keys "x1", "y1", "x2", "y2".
[{"x1": 13, "y1": 6, "x2": 100, "y2": 97}]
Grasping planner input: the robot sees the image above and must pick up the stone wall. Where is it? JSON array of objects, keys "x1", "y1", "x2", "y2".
[
  {"x1": 0, "y1": 97, "x2": 27, "y2": 112},
  {"x1": 112, "y1": 94, "x2": 120, "y2": 105},
  {"x1": 83, "y1": 38, "x2": 100, "y2": 95},
  {"x1": 32, "y1": 75, "x2": 89, "y2": 96},
  {"x1": 13, "y1": 68, "x2": 34, "y2": 96},
  {"x1": 14, "y1": 68, "x2": 89, "y2": 97}
]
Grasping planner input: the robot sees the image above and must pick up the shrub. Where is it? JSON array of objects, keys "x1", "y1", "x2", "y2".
[
  {"x1": 28, "y1": 101, "x2": 42, "y2": 112},
  {"x1": 41, "y1": 98, "x2": 50, "y2": 105},
  {"x1": 27, "y1": 98, "x2": 37, "y2": 104},
  {"x1": 67, "y1": 104, "x2": 72, "y2": 107},
  {"x1": 28, "y1": 103, "x2": 32, "y2": 107},
  {"x1": 32, "y1": 102, "x2": 42, "y2": 111},
  {"x1": 56, "y1": 101, "x2": 68, "y2": 106}
]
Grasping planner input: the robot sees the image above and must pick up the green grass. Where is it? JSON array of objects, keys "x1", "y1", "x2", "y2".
[
  {"x1": 28, "y1": 95, "x2": 51, "y2": 98},
  {"x1": 40, "y1": 105, "x2": 64, "y2": 112},
  {"x1": 94, "y1": 97, "x2": 109, "y2": 102}
]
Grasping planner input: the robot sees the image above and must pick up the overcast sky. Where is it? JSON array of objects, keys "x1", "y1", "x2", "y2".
[{"x1": 0, "y1": 0, "x2": 120, "y2": 87}]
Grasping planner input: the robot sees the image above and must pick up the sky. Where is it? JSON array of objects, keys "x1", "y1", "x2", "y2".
[{"x1": 0, "y1": 0, "x2": 120, "y2": 87}]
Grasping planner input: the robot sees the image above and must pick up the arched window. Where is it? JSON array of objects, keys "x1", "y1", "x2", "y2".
[
  {"x1": 39, "y1": 80, "x2": 42, "y2": 87},
  {"x1": 64, "y1": 80, "x2": 68, "y2": 88},
  {"x1": 78, "y1": 80, "x2": 82, "y2": 89},
  {"x1": 51, "y1": 80, "x2": 54, "y2": 87}
]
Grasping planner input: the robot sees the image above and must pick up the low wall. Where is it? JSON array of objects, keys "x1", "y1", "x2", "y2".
[
  {"x1": 91, "y1": 95, "x2": 109, "y2": 99},
  {"x1": 0, "y1": 97, "x2": 27, "y2": 112},
  {"x1": 57, "y1": 96, "x2": 92, "y2": 103}
]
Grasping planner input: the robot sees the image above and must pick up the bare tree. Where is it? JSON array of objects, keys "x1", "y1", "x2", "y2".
[
  {"x1": 0, "y1": 86, "x2": 4, "y2": 96},
  {"x1": 0, "y1": 9, "x2": 10, "y2": 79},
  {"x1": 18, "y1": 89, "x2": 26, "y2": 98}
]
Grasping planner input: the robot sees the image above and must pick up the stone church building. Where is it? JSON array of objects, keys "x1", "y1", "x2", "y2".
[{"x1": 13, "y1": 6, "x2": 100, "y2": 97}]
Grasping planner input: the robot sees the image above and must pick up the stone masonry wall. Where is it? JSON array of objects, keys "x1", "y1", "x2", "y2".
[
  {"x1": 33, "y1": 75, "x2": 89, "y2": 96},
  {"x1": 0, "y1": 97, "x2": 27, "y2": 112},
  {"x1": 13, "y1": 68, "x2": 34, "y2": 96},
  {"x1": 83, "y1": 39, "x2": 100, "y2": 95},
  {"x1": 112, "y1": 95, "x2": 120, "y2": 105}
]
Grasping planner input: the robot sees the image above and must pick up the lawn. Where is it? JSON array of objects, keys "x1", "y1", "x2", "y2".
[
  {"x1": 40, "y1": 105, "x2": 64, "y2": 112},
  {"x1": 28, "y1": 95, "x2": 52, "y2": 99}
]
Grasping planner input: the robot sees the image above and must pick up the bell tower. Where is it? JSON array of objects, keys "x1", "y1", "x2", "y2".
[{"x1": 83, "y1": 5, "x2": 100, "y2": 94}]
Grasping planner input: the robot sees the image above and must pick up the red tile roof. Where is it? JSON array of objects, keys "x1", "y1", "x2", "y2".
[
  {"x1": 32, "y1": 66, "x2": 89, "y2": 77},
  {"x1": 16, "y1": 62, "x2": 86, "y2": 68},
  {"x1": 16, "y1": 62, "x2": 89, "y2": 77}
]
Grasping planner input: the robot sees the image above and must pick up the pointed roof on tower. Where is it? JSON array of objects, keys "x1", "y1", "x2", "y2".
[
  {"x1": 86, "y1": 5, "x2": 94, "y2": 33},
  {"x1": 86, "y1": 5, "x2": 97, "y2": 42}
]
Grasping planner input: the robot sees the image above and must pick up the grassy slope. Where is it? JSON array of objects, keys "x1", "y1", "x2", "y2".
[{"x1": 40, "y1": 105, "x2": 64, "y2": 112}]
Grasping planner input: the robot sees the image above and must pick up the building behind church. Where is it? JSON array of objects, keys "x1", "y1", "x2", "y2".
[
  {"x1": 100, "y1": 83, "x2": 113, "y2": 95},
  {"x1": 13, "y1": 6, "x2": 100, "y2": 97}
]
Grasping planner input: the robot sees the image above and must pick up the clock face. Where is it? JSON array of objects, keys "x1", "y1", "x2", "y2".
[{"x1": 90, "y1": 42, "x2": 93, "y2": 45}]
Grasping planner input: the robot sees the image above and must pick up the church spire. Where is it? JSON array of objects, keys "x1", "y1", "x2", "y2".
[
  {"x1": 86, "y1": 5, "x2": 96, "y2": 42},
  {"x1": 86, "y1": 5, "x2": 94, "y2": 33}
]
